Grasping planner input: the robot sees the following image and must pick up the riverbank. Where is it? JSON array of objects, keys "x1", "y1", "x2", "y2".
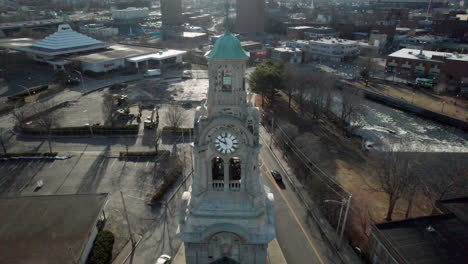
[
  {"x1": 345, "y1": 79, "x2": 468, "y2": 130},
  {"x1": 259, "y1": 91, "x2": 435, "y2": 254}
]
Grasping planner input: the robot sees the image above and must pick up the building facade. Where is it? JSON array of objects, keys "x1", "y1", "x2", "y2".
[
  {"x1": 111, "y1": 7, "x2": 149, "y2": 21},
  {"x1": 270, "y1": 47, "x2": 303, "y2": 64},
  {"x1": 161, "y1": 0, "x2": 183, "y2": 26},
  {"x1": 304, "y1": 26, "x2": 338, "y2": 40},
  {"x1": 178, "y1": 34, "x2": 275, "y2": 264},
  {"x1": 288, "y1": 38, "x2": 359, "y2": 62},
  {"x1": 386, "y1": 48, "x2": 468, "y2": 84},
  {"x1": 236, "y1": 0, "x2": 265, "y2": 34}
]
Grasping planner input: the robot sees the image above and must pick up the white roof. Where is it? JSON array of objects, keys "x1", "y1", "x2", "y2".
[
  {"x1": 389, "y1": 48, "x2": 468, "y2": 62},
  {"x1": 127, "y1": 49, "x2": 187, "y2": 63},
  {"x1": 310, "y1": 38, "x2": 357, "y2": 45},
  {"x1": 31, "y1": 24, "x2": 105, "y2": 54}
]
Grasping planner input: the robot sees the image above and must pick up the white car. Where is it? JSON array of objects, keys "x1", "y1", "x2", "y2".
[
  {"x1": 156, "y1": 254, "x2": 172, "y2": 264},
  {"x1": 182, "y1": 70, "x2": 192, "y2": 79},
  {"x1": 144, "y1": 69, "x2": 161, "y2": 78}
]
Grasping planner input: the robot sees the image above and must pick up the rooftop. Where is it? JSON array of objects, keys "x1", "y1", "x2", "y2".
[
  {"x1": 71, "y1": 44, "x2": 160, "y2": 63},
  {"x1": 388, "y1": 48, "x2": 468, "y2": 62},
  {"x1": 310, "y1": 38, "x2": 357, "y2": 45},
  {"x1": 374, "y1": 213, "x2": 468, "y2": 264},
  {"x1": 0, "y1": 193, "x2": 108, "y2": 264},
  {"x1": 31, "y1": 24, "x2": 107, "y2": 55},
  {"x1": 274, "y1": 47, "x2": 302, "y2": 53},
  {"x1": 127, "y1": 49, "x2": 187, "y2": 63},
  {"x1": 288, "y1": 26, "x2": 314, "y2": 30}
]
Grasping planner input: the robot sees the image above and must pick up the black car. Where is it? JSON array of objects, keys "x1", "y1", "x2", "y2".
[{"x1": 270, "y1": 170, "x2": 282, "y2": 181}]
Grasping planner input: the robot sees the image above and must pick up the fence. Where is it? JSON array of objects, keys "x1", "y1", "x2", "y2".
[{"x1": 20, "y1": 125, "x2": 139, "y2": 136}]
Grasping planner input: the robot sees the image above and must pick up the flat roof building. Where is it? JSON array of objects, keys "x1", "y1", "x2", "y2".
[
  {"x1": 369, "y1": 197, "x2": 468, "y2": 264},
  {"x1": 111, "y1": 7, "x2": 149, "y2": 22},
  {"x1": 386, "y1": 48, "x2": 468, "y2": 88},
  {"x1": 236, "y1": 0, "x2": 265, "y2": 34},
  {"x1": 270, "y1": 47, "x2": 303, "y2": 64},
  {"x1": 161, "y1": 0, "x2": 182, "y2": 26},
  {"x1": 0, "y1": 194, "x2": 108, "y2": 264},
  {"x1": 288, "y1": 38, "x2": 359, "y2": 62}
]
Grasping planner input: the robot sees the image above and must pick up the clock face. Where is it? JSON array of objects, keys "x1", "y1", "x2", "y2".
[{"x1": 214, "y1": 132, "x2": 238, "y2": 154}]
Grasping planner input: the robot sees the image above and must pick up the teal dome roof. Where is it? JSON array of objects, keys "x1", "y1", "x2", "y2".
[{"x1": 205, "y1": 34, "x2": 249, "y2": 59}]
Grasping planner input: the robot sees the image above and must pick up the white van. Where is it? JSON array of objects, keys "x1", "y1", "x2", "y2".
[{"x1": 144, "y1": 69, "x2": 161, "y2": 78}]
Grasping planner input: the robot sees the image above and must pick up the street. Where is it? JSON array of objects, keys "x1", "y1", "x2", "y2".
[{"x1": 259, "y1": 134, "x2": 347, "y2": 264}]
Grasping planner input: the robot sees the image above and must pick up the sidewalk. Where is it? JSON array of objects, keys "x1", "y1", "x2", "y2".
[{"x1": 171, "y1": 239, "x2": 288, "y2": 264}]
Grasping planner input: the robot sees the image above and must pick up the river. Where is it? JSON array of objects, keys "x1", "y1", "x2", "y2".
[{"x1": 332, "y1": 95, "x2": 468, "y2": 152}]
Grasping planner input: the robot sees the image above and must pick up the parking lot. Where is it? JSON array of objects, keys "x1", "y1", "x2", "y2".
[{"x1": 0, "y1": 146, "x2": 192, "y2": 263}]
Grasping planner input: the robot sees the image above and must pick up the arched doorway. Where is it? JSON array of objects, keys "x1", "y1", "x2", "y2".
[{"x1": 208, "y1": 232, "x2": 241, "y2": 263}]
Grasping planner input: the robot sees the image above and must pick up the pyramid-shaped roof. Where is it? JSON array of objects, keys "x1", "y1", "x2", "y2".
[{"x1": 31, "y1": 24, "x2": 107, "y2": 55}]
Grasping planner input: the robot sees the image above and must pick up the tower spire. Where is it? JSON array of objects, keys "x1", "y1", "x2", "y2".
[{"x1": 224, "y1": 0, "x2": 231, "y2": 34}]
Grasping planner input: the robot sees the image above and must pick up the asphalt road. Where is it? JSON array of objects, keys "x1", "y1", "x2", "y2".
[{"x1": 259, "y1": 134, "x2": 342, "y2": 264}]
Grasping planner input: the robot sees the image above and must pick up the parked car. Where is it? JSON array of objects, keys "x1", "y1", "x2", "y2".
[
  {"x1": 156, "y1": 254, "x2": 172, "y2": 264},
  {"x1": 270, "y1": 170, "x2": 282, "y2": 181}
]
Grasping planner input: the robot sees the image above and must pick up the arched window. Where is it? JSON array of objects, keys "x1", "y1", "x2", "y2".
[
  {"x1": 229, "y1": 158, "x2": 241, "y2": 181},
  {"x1": 222, "y1": 71, "x2": 232, "y2": 91},
  {"x1": 212, "y1": 157, "x2": 224, "y2": 181}
]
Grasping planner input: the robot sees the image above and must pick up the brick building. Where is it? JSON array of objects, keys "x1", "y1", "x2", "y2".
[{"x1": 386, "y1": 48, "x2": 468, "y2": 85}]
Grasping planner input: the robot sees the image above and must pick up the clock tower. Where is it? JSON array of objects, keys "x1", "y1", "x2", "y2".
[{"x1": 177, "y1": 33, "x2": 275, "y2": 264}]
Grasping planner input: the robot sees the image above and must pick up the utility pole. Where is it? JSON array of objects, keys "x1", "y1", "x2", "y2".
[
  {"x1": 120, "y1": 191, "x2": 135, "y2": 249},
  {"x1": 339, "y1": 195, "x2": 352, "y2": 248},
  {"x1": 270, "y1": 116, "x2": 274, "y2": 148}
]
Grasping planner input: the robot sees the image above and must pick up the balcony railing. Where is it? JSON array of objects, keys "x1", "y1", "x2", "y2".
[
  {"x1": 229, "y1": 181, "x2": 241, "y2": 192},
  {"x1": 212, "y1": 180, "x2": 224, "y2": 191}
]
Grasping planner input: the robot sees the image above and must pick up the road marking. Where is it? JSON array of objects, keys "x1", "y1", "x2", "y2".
[
  {"x1": 110, "y1": 158, "x2": 117, "y2": 169},
  {"x1": 48, "y1": 161, "x2": 55, "y2": 168},
  {"x1": 260, "y1": 157, "x2": 326, "y2": 264},
  {"x1": 146, "y1": 161, "x2": 150, "y2": 167}
]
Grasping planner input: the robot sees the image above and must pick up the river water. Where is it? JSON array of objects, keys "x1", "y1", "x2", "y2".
[{"x1": 332, "y1": 95, "x2": 468, "y2": 152}]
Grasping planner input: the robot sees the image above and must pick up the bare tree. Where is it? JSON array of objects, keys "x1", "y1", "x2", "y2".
[
  {"x1": 165, "y1": 104, "x2": 187, "y2": 129},
  {"x1": 340, "y1": 88, "x2": 365, "y2": 134},
  {"x1": 0, "y1": 128, "x2": 9, "y2": 154},
  {"x1": 288, "y1": 69, "x2": 311, "y2": 115},
  {"x1": 102, "y1": 94, "x2": 117, "y2": 126},
  {"x1": 359, "y1": 50, "x2": 378, "y2": 87},
  {"x1": 356, "y1": 204, "x2": 376, "y2": 241},
  {"x1": 151, "y1": 130, "x2": 163, "y2": 154},
  {"x1": 12, "y1": 105, "x2": 29, "y2": 129},
  {"x1": 368, "y1": 143, "x2": 416, "y2": 221},
  {"x1": 273, "y1": 122, "x2": 299, "y2": 156},
  {"x1": 34, "y1": 104, "x2": 60, "y2": 153},
  {"x1": 308, "y1": 72, "x2": 336, "y2": 118},
  {"x1": 419, "y1": 155, "x2": 467, "y2": 208}
]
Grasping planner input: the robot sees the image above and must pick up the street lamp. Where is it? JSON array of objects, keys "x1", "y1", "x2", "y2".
[
  {"x1": 18, "y1": 84, "x2": 31, "y2": 97},
  {"x1": 324, "y1": 195, "x2": 352, "y2": 249},
  {"x1": 73, "y1": 70, "x2": 85, "y2": 93},
  {"x1": 74, "y1": 70, "x2": 93, "y2": 136}
]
